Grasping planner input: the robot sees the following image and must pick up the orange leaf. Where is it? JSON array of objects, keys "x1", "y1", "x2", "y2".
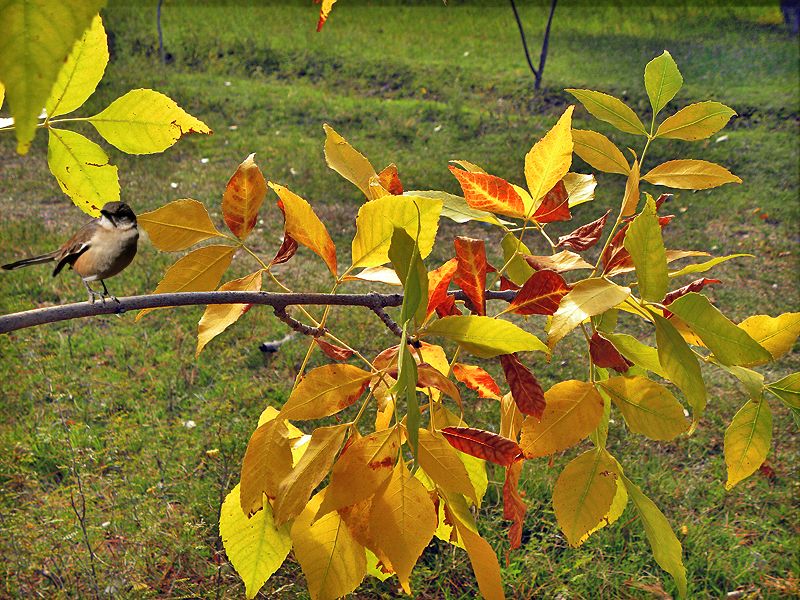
[
  {"x1": 269, "y1": 234, "x2": 298, "y2": 267},
  {"x1": 427, "y1": 258, "x2": 458, "y2": 319},
  {"x1": 532, "y1": 180, "x2": 571, "y2": 223},
  {"x1": 378, "y1": 163, "x2": 403, "y2": 195},
  {"x1": 240, "y1": 418, "x2": 293, "y2": 515},
  {"x1": 436, "y1": 295, "x2": 462, "y2": 318},
  {"x1": 499, "y1": 353, "x2": 545, "y2": 419},
  {"x1": 222, "y1": 153, "x2": 267, "y2": 240},
  {"x1": 440, "y1": 426, "x2": 522, "y2": 467},
  {"x1": 508, "y1": 270, "x2": 570, "y2": 316},
  {"x1": 316, "y1": 0, "x2": 338, "y2": 31},
  {"x1": 452, "y1": 363, "x2": 502, "y2": 400},
  {"x1": 448, "y1": 166, "x2": 524, "y2": 217},
  {"x1": 503, "y1": 461, "x2": 526, "y2": 556},
  {"x1": 454, "y1": 237, "x2": 488, "y2": 316},
  {"x1": 415, "y1": 364, "x2": 462, "y2": 409},
  {"x1": 525, "y1": 250, "x2": 593, "y2": 273},
  {"x1": 557, "y1": 209, "x2": 612, "y2": 251},
  {"x1": 315, "y1": 337, "x2": 355, "y2": 361},
  {"x1": 279, "y1": 364, "x2": 372, "y2": 421},
  {"x1": 589, "y1": 332, "x2": 631, "y2": 373}
]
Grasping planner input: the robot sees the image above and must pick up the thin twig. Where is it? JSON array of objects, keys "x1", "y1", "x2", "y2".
[
  {"x1": 370, "y1": 305, "x2": 403, "y2": 338},
  {"x1": 509, "y1": 0, "x2": 539, "y2": 80},
  {"x1": 156, "y1": 0, "x2": 166, "y2": 65},
  {"x1": 536, "y1": 0, "x2": 558, "y2": 90},
  {"x1": 273, "y1": 306, "x2": 326, "y2": 337}
]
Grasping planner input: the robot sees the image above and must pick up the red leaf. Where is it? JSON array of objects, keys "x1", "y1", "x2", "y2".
[
  {"x1": 589, "y1": 332, "x2": 631, "y2": 373},
  {"x1": 663, "y1": 278, "x2": 722, "y2": 318},
  {"x1": 454, "y1": 237, "x2": 488, "y2": 315},
  {"x1": 532, "y1": 180, "x2": 571, "y2": 223},
  {"x1": 435, "y1": 295, "x2": 462, "y2": 318},
  {"x1": 452, "y1": 363, "x2": 502, "y2": 400},
  {"x1": 503, "y1": 461, "x2": 526, "y2": 557},
  {"x1": 603, "y1": 211, "x2": 674, "y2": 276},
  {"x1": 448, "y1": 166, "x2": 524, "y2": 217},
  {"x1": 315, "y1": 338, "x2": 355, "y2": 362},
  {"x1": 269, "y1": 234, "x2": 299, "y2": 266},
  {"x1": 427, "y1": 258, "x2": 458, "y2": 318},
  {"x1": 557, "y1": 209, "x2": 612, "y2": 251},
  {"x1": 499, "y1": 276, "x2": 520, "y2": 291},
  {"x1": 508, "y1": 270, "x2": 570, "y2": 316},
  {"x1": 499, "y1": 354, "x2": 546, "y2": 419},
  {"x1": 440, "y1": 426, "x2": 523, "y2": 467},
  {"x1": 378, "y1": 163, "x2": 403, "y2": 195}
]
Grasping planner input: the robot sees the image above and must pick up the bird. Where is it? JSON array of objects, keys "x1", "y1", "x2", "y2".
[{"x1": 2, "y1": 201, "x2": 139, "y2": 303}]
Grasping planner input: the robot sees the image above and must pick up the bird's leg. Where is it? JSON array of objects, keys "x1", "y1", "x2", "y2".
[
  {"x1": 82, "y1": 279, "x2": 104, "y2": 304},
  {"x1": 100, "y1": 280, "x2": 120, "y2": 303}
]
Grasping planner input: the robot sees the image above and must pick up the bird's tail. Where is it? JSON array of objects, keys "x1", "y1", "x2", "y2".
[{"x1": 2, "y1": 251, "x2": 58, "y2": 271}]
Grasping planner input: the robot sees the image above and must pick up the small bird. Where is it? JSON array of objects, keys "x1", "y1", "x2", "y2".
[{"x1": 2, "y1": 202, "x2": 138, "y2": 303}]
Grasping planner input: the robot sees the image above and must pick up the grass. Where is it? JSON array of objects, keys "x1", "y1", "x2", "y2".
[{"x1": 1, "y1": 1, "x2": 798, "y2": 598}]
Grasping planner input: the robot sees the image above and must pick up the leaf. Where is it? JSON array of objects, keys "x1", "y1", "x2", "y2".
[
  {"x1": 47, "y1": 127, "x2": 119, "y2": 217},
  {"x1": 0, "y1": 0, "x2": 103, "y2": 154},
  {"x1": 724, "y1": 399, "x2": 773, "y2": 490},
  {"x1": 571, "y1": 129, "x2": 630, "y2": 175},
  {"x1": 738, "y1": 312, "x2": 800, "y2": 363},
  {"x1": 449, "y1": 159, "x2": 488, "y2": 174},
  {"x1": 452, "y1": 364, "x2": 501, "y2": 400},
  {"x1": 501, "y1": 233, "x2": 534, "y2": 286},
  {"x1": 500, "y1": 393, "x2": 525, "y2": 442},
  {"x1": 621, "y1": 474, "x2": 688, "y2": 598},
  {"x1": 668, "y1": 253, "x2": 750, "y2": 278},
  {"x1": 390, "y1": 228, "x2": 427, "y2": 326},
  {"x1": 196, "y1": 270, "x2": 263, "y2": 357},
  {"x1": 315, "y1": 338, "x2": 354, "y2": 362},
  {"x1": 377, "y1": 163, "x2": 403, "y2": 196},
  {"x1": 642, "y1": 159, "x2": 741, "y2": 190},
  {"x1": 273, "y1": 423, "x2": 349, "y2": 525},
  {"x1": 219, "y1": 484, "x2": 292, "y2": 600},
  {"x1": 369, "y1": 462, "x2": 437, "y2": 594},
  {"x1": 88, "y1": 89, "x2": 211, "y2": 154},
  {"x1": 240, "y1": 418, "x2": 293, "y2": 515},
  {"x1": 417, "y1": 429, "x2": 477, "y2": 502},
  {"x1": 507, "y1": 270, "x2": 570, "y2": 316},
  {"x1": 448, "y1": 167, "x2": 524, "y2": 217},
  {"x1": 548, "y1": 279, "x2": 631, "y2": 349},
  {"x1": 564, "y1": 172, "x2": 597, "y2": 208},
  {"x1": 532, "y1": 180, "x2": 571, "y2": 223},
  {"x1": 415, "y1": 364, "x2": 462, "y2": 408},
  {"x1": 524, "y1": 106, "x2": 574, "y2": 206},
  {"x1": 291, "y1": 490, "x2": 366, "y2": 600},
  {"x1": 519, "y1": 380, "x2": 604, "y2": 458},
  {"x1": 666, "y1": 293, "x2": 772, "y2": 366},
  {"x1": 413, "y1": 190, "x2": 504, "y2": 226},
  {"x1": 656, "y1": 101, "x2": 736, "y2": 141},
  {"x1": 351, "y1": 195, "x2": 441, "y2": 268},
  {"x1": 395, "y1": 331, "x2": 420, "y2": 464},
  {"x1": 525, "y1": 250, "x2": 594, "y2": 273},
  {"x1": 766, "y1": 372, "x2": 800, "y2": 409},
  {"x1": 620, "y1": 158, "x2": 641, "y2": 217},
  {"x1": 136, "y1": 245, "x2": 236, "y2": 321},
  {"x1": 503, "y1": 461, "x2": 526, "y2": 553},
  {"x1": 323, "y1": 123, "x2": 376, "y2": 197},
  {"x1": 589, "y1": 332, "x2": 631, "y2": 373},
  {"x1": 0, "y1": 82, "x2": 4, "y2": 110},
  {"x1": 644, "y1": 50, "x2": 683, "y2": 116},
  {"x1": 271, "y1": 183, "x2": 338, "y2": 277},
  {"x1": 343, "y1": 266, "x2": 401, "y2": 286},
  {"x1": 138, "y1": 199, "x2": 225, "y2": 252},
  {"x1": 45, "y1": 14, "x2": 107, "y2": 118},
  {"x1": 316, "y1": 0, "x2": 338, "y2": 31},
  {"x1": 279, "y1": 364, "x2": 372, "y2": 421},
  {"x1": 219, "y1": 153, "x2": 266, "y2": 240},
  {"x1": 663, "y1": 277, "x2": 721, "y2": 310},
  {"x1": 599, "y1": 376, "x2": 689, "y2": 440},
  {"x1": 624, "y1": 195, "x2": 668, "y2": 301},
  {"x1": 553, "y1": 449, "x2": 619, "y2": 547},
  {"x1": 427, "y1": 258, "x2": 458, "y2": 319},
  {"x1": 500, "y1": 353, "x2": 545, "y2": 419},
  {"x1": 454, "y1": 237, "x2": 487, "y2": 315},
  {"x1": 557, "y1": 210, "x2": 612, "y2": 251},
  {"x1": 566, "y1": 89, "x2": 648, "y2": 136},
  {"x1": 425, "y1": 315, "x2": 549, "y2": 358},
  {"x1": 605, "y1": 334, "x2": 667, "y2": 378},
  {"x1": 440, "y1": 427, "x2": 522, "y2": 467}
]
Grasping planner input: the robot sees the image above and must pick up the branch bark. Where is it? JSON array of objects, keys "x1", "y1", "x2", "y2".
[{"x1": 0, "y1": 289, "x2": 518, "y2": 335}]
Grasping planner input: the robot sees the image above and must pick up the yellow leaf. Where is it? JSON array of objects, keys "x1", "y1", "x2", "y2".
[
  {"x1": 0, "y1": 82, "x2": 5, "y2": 110},
  {"x1": 240, "y1": 418, "x2": 294, "y2": 515},
  {"x1": 138, "y1": 199, "x2": 225, "y2": 252},
  {"x1": 0, "y1": 0, "x2": 103, "y2": 154},
  {"x1": 644, "y1": 50, "x2": 683, "y2": 116},
  {"x1": 196, "y1": 270, "x2": 263, "y2": 357},
  {"x1": 291, "y1": 490, "x2": 366, "y2": 600},
  {"x1": 366, "y1": 549, "x2": 394, "y2": 581},
  {"x1": 620, "y1": 158, "x2": 640, "y2": 217},
  {"x1": 449, "y1": 159, "x2": 488, "y2": 174},
  {"x1": 273, "y1": 424, "x2": 349, "y2": 525},
  {"x1": 564, "y1": 172, "x2": 597, "y2": 207},
  {"x1": 553, "y1": 448, "x2": 619, "y2": 547},
  {"x1": 725, "y1": 399, "x2": 772, "y2": 490},
  {"x1": 519, "y1": 380, "x2": 604, "y2": 458},
  {"x1": 89, "y1": 88, "x2": 211, "y2": 154},
  {"x1": 566, "y1": 89, "x2": 648, "y2": 136},
  {"x1": 343, "y1": 266, "x2": 402, "y2": 286},
  {"x1": 656, "y1": 101, "x2": 736, "y2": 141},
  {"x1": 548, "y1": 278, "x2": 631, "y2": 349},
  {"x1": 425, "y1": 315, "x2": 549, "y2": 358},
  {"x1": 599, "y1": 376, "x2": 689, "y2": 440},
  {"x1": 501, "y1": 233, "x2": 534, "y2": 286},
  {"x1": 219, "y1": 484, "x2": 292, "y2": 600},
  {"x1": 136, "y1": 245, "x2": 236, "y2": 321},
  {"x1": 279, "y1": 364, "x2": 372, "y2": 421},
  {"x1": 642, "y1": 159, "x2": 742, "y2": 190},
  {"x1": 571, "y1": 129, "x2": 630, "y2": 175},
  {"x1": 47, "y1": 127, "x2": 119, "y2": 217},
  {"x1": 369, "y1": 462, "x2": 437, "y2": 594},
  {"x1": 624, "y1": 194, "x2": 667, "y2": 301},
  {"x1": 316, "y1": 0, "x2": 339, "y2": 31},
  {"x1": 417, "y1": 429, "x2": 477, "y2": 503},
  {"x1": 270, "y1": 183, "x2": 338, "y2": 277},
  {"x1": 524, "y1": 106, "x2": 574, "y2": 208},
  {"x1": 323, "y1": 123, "x2": 377, "y2": 198},
  {"x1": 583, "y1": 470, "x2": 628, "y2": 541},
  {"x1": 351, "y1": 195, "x2": 442, "y2": 268},
  {"x1": 738, "y1": 312, "x2": 800, "y2": 364},
  {"x1": 223, "y1": 153, "x2": 267, "y2": 240}
]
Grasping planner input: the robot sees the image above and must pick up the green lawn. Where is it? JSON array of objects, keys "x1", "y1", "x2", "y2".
[{"x1": 0, "y1": 2, "x2": 798, "y2": 598}]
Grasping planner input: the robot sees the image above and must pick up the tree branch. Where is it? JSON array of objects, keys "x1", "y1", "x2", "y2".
[{"x1": 0, "y1": 289, "x2": 518, "y2": 335}]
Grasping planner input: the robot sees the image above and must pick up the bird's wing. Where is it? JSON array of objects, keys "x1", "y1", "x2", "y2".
[{"x1": 52, "y1": 222, "x2": 95, "y2": 276}]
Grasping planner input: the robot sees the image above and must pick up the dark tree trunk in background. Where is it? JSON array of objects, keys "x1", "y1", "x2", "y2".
[
  {"x1": 510, "y1": 0, "x2": 558, "y2": 90},
  {"x1": 781, "y1": 0, "x2": 799, "y2": 35}
]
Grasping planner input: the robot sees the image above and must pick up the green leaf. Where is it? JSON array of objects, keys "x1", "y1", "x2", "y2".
[
  {"x1": 667, "y1": 293, "x2": 772, "y2": 366},
  {"x1": 88, "y1": 88, "x2": 212, "y2": 154},
  {"x1": 765, "y1": 373, "x2": 799, "y2": 426},
  {"x1": 389, "y1": 227, "x2": 427, "y2": 326},
  {"x1": 598, "y1": 376, "x2": 689, "y2": 440},
  {"x1": 724, "y1": 399, "x2": 772, "y2": 490},
  {"x1": 604, "y1": 333, "x2": 668, "y2": 378},
  {"x1": 565, "y1": 88, "x2": 647, "y2": 136},
  {"x1": 0, "y1": 0, "x2": 104, "y2": 154},
  {"x1": 501, "y1": 233, "x2": 534, "y2": 286},
  {"x1": 395, "y1": 326, "x2": 421, "y2": 466},
  {"x1": 656, "y1": 101, "x2": 736, "y2": 141},
  {"x1": 644, "y1": 50, "x2": 683, "y2": 116},
  {"x1": 669, "y1": 254, "x2": 752, "y2": 278},
  {"x1": 724, "y1": 366, "x2": 765, "y2": 400},
  {"x1": 624, "y1": 195, "x2": 668, "y2": 302},
  {"x1": 47, "y1": 127, "x2": 119, "y2": 217},
  {"x1": 425, "y1": 315, "x2": 549, "y2": 358},
  {"x1": 45, "y1": 14, "x2": 108, "y2": 118},
  {"x1": 548, "y1": 278, "x2": 631, "y2": 349}
]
